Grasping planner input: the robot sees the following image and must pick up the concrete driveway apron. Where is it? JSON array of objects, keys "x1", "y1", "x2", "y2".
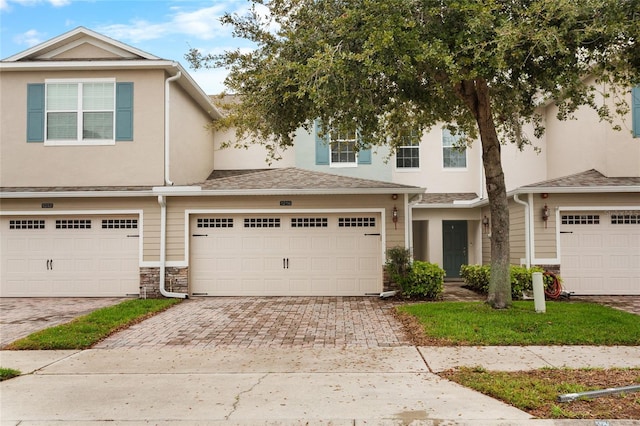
[{"x1": 95, "y1": 296, "x2": 412, "y2": 349}]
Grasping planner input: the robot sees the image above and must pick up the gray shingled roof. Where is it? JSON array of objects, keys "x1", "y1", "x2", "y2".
[
  {"x1": 522, "y1": 169, "x2": 640, "y2": 188},
  {"x1": 199, "y1": 168, "x2": 419, "y2": 191},
  {"x1": 0, "y1": 185, "x2": 154, "y2": 193},
  {"x1": 414, "y1": 192, "x2": 480, "y2": 205}
]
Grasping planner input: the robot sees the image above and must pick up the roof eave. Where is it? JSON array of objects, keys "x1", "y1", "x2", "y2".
[
  {"x1": 1, "y1": 186, "x2": 425, "y2": 199},
  {"x1": 513, "y1": 186, "x2": 640, "y2": 195}
]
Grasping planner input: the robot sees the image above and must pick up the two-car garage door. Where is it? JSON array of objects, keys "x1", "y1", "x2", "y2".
[
  {"x1": 0, "y1": 216, "x2": 139, "y2": 297},
  {"x1": 190, "y1": 213, "x2": 383, "y2": 296},
  {"x1": 560, "y1": 211, "x2": 640, "y2": 295}
]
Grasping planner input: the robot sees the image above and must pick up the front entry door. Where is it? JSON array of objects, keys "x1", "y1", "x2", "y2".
[{"x1": 443, "y1": 221, "x2": 468, "y2": 279}]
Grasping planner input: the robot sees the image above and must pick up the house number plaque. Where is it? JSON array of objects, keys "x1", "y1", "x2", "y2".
[
  {"x1": 41, "y1": 203, "x2": 54, "y2": 209},
  {"x1": 279, "y1": 200, "x2": 292, "y2": 206}
]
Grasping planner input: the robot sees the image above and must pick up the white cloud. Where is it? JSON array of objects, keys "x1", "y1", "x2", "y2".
[
  {"x1": 2, "y1": 0, "x2": 70, "y2": 7},
  {"x1": 13, "y1": 29, "x2": 45, "y2": 46},
  {"x1": 97, "y1": 2, "x2": 245, "y2": 44}
]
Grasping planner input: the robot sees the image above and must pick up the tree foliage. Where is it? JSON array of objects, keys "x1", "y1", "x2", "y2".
[{"x1": 187, "y1": 0, "x2": 640, "y2": 308}]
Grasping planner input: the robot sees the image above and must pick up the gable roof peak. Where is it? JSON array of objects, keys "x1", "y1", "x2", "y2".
[{"x1": 2, "y1": 26, "x2": 160, "y2": 62}]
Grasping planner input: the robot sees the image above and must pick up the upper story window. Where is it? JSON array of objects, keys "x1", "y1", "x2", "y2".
[
  {"x1": 330, "y1": 130, "x2": 358, "y2": 167},
  {"x1": 26, "y1": 81, "x2": 133, "y2": 145},
  {"x1": 395, "y1": 131, "x2": 420, "y2": 169},
  {"x1": 45, "y1": 79, "x2": 115, "y2": 145},
  {"x1": 314, "y1": 120, "x2": 371, "y2": 166},
  {"x1": 442, "y1": 127, "x2": 467, "y2": 169}
]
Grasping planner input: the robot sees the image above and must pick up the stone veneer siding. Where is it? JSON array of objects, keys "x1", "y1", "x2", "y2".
[{"x1": 139, "y1": 267, "x2": 189, "y2": 298}]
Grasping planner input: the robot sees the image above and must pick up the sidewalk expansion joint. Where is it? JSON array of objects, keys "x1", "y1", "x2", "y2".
[
  {"x1": 225, "y1": 372, "x2": 269, "y2": 420},
  {"x1": 524, "y1": 347, "x2": 555, "y2": 369},
  {"x1": 414, "y1": 346, "x2": 434, "y2": 373}
]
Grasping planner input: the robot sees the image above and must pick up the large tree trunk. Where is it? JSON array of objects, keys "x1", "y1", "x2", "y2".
[{"x1": 457, "y1": 79, "x2": 512, "y2": 309}]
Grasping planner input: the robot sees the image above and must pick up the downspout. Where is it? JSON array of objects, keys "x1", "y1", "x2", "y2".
[
  {"x1": 158, "y1": 195, "x2": 188, "y2": 299},
  {"x1": 513, "y1": 193, "x2": 531, "y2": 268},
  {"x1": 164, "y1": 70, "x2": 181, "y2": 186}
]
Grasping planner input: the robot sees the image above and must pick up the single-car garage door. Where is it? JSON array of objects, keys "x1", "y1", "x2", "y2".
[
  {"x1": 190, "y1": 213, "x2": 383, "y2": 296},
  {"x1": 560, "y1": 211, "x2": 640, "y2": 295},
  {"x1": 0, "y1": 216, "x2": 140, "y2": 297}
]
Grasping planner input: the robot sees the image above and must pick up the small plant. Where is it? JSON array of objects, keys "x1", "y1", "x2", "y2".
[
  {"x1": 385, "y1": 246, "x2": 412, "y2": 284},
  {"x1": 0, "y1": 367, "x2": 21, "y2": 381},
  {"x1": 400, "y1": 261, "x2": 445, "y2": 299}
]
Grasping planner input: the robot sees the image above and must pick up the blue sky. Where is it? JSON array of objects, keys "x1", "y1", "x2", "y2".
[{"x1": 0, "y1": 0, "x2": 257, "y2": 94}]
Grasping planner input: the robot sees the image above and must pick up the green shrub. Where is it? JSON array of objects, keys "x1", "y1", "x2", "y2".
[
  {"x1": 461, "y1": 264, "x2": 554, "y2": 299},
  {"x1": 460, "y1": 264, "x2": 490, "y2": 293},
  {"x1": 400, "y1": 261, "x2": 445, "y2": 300},
  {"x1": 385, "y1": 246, "x2": 411, "y2": 284}
]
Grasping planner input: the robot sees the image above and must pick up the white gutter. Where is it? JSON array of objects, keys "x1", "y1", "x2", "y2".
[
  {"x1": 164, "y1": 70, "x2": 181, "y2": 186},
  {"x1": 158, "y1": 195, "x2": 188, "y2": 299},
  {"x1": 513, "y1": 193, "x2": 531, "y2": 268}
]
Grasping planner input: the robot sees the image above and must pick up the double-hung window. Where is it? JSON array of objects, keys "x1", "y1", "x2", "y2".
[
  {"x1": 330, "y1": 130, "x2": 358, "y2": 167},
  {"x1": 45, "y1": 78, "x2": 116, "y2": 145},
  {"x1": 314, "y1": 120, "x2": 371, "y2": 166},
  {"x1": 442, "y1": 127, "x2": 467, "y2": 169},
  {"x1": 396, "y1": 131, "x2": 420, "y2": 169}
]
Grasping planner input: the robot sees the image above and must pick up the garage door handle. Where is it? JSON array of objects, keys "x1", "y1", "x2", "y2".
[
  {"x1": 46, "y1": 259, "x2": 50, "y2": 270},
  {"x1": 560, "y1": 231, "x2": 573, "y2": 234},
  {"x1": 283, "y1": 258, "x2": 290, "y2": 269},
  {"x1": 192, "y1": 234, "x2": 208, "y2": 237},
  {"x1": 46, "y1": 259, "x2": 53, "y2": 270},
  {"x1": 127, "y1": 234, "x2": 139, "y2": 238},
  {"x1": 364, "y1": 233, "x2": 381, "y2": 236}
]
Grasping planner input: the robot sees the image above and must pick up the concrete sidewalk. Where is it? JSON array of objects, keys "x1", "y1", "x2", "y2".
[{"x1": 1, "y1": 346, "x2": 638, "y2": 425}]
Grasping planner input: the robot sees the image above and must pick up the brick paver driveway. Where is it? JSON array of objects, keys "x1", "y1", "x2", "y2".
[{"x1": 95, "y1": 297, "x2": 412, "y2": 349}]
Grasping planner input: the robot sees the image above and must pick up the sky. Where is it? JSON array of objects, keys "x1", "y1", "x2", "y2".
[{"x1": 0, "y1": 0, "x2": 258, "y2": 94}]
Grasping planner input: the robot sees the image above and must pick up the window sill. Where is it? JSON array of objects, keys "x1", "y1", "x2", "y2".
[
  {"x1": 44, "y1": 140, "x2": 116, "y2": 146},
  {"x1": 330, "y1": 163, "x2": 358, "y2": 168}
]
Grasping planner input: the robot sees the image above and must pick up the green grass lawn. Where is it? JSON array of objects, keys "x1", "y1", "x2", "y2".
[
  {"x1": 397, "y1": 301, "x2": 640, "y2": 345},
  {"x1": 5, "y1": 298, "x2": 181, "y2": 350},
  {"x1": 0, "y1": 367, "x2": 21, "y2": 381}
]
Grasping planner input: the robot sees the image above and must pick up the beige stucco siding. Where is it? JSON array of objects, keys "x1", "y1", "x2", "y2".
[
  {"x1": 167, "y1": 82, "x2": 217, "y2": 185},
  {"x1": 0, "y1": 69, "x2": 167, "y2": 187},
  {"x1": 544, "y1": 81, "x2": 639, "y2": 179}
]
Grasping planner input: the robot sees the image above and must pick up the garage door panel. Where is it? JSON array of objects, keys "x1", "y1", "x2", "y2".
[
  {"x1": 1, "y1": 216, "x2": 139, "y2": 297},
  {"x1": 190, "y1": 213, "x2": 382, "y2": 296},
  {"x1": 561, "y1": 211, "x2": 639, "y2": 295}
]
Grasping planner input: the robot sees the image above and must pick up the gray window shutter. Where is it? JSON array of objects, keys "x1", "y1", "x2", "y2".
[
  {"x1": 315, "y1": 119, "x2": 330, "y2": 165},
  {"x1": 27, "y1": 84, "x2": 45, "y2": 142},
  {"x1": 116, "y1": 82, "x2": 133, "y2": 141},
  {"x1": 633, "y1": 86, "x2": 640, "y2": 138}
]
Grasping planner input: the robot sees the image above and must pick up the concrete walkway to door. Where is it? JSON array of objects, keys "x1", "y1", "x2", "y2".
[{"x1": 95, "y1": 297, "x2": 412, "y2": 349}]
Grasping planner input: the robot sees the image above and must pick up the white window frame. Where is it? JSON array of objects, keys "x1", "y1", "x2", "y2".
[
  {"x1": 442, "y1": 127, "x2": 467, "y2": 170},
  {"x1": 395, "y1": 131, "x2": 420, "y2": 170},
  {"x1": 329, "y1": 130, "x2": 358, "y2": 168},
  {"x1": 44, "y1": 78, "x2": 116, "y2": 146}
]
